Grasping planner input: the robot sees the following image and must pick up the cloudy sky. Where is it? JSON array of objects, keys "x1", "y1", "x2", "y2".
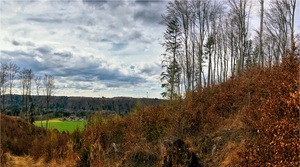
[
  {"x1": 0, "y1": 0, "x2": 167, "y2": 98},
  {"x1": 0, "y1": 0, "x2": 299, "y2": 98}
]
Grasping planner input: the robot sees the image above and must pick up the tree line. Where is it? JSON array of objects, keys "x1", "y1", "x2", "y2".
[
  {"x1": 0, "y1": 62, "x2": 55, "y2": 124},
  {"x1": 160, "y1": 0, "x2": 297, "y2": 100}
]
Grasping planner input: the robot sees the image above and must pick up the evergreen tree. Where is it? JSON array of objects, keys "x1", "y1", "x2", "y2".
[
  {"x1": 161, "y1": 54, "x2": 181, "y2": 100},
  {"x1": 161, "y1": 17, "x2": 182, "y2": 101}
]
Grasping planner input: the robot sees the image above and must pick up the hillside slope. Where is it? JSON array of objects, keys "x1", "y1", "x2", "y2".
[
  {"x1": 1, "y1": 114, "x2": 76, "y2": 166},
  {"x1": 0, "y1": 114, "x2": 46, "y2": 156},
  {"x1": 74, "y1": 54, "x2": 299, "y2": 166}
]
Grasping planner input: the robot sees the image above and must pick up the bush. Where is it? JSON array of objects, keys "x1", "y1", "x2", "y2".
[{"x1": 241, "y1": 53, "x2": 300, "y2": 166}]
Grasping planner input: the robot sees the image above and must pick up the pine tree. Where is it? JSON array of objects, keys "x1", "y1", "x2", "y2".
[{"x1": 161, "y1": 17, "x2": 182, "y2": 101}]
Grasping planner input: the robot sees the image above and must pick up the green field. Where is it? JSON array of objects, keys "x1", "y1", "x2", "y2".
[{"x1": 34, "y1": 119, "x2": 86, "y2": 132}]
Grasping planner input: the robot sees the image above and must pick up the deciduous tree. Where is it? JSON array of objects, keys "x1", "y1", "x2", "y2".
[
  {"x1": 0, "y1": 63, "x2": 8, "y2": 113},
  {"x1": 44, "y1": 74, "x2": 55, "y2": 130},
  {"x1": 7, "y1": 62, "x2": 19, "y2": 108}
]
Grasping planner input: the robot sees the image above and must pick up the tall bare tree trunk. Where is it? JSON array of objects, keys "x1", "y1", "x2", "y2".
[
  {"x1": 197, "y1": 0, "x2": 206, "y2": 89},
  {"x1": 259, "y1": 0, "x2": 264, "y2": 67},
  {"x1": 228, "y1": 0, "x2": 250, "y2": 74},
  {"x1": 290, "y1": 0, "x2": 296, "y2": 53}
]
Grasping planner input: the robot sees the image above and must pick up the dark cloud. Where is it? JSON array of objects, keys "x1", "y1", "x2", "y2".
[
  {"x1": 1, "y1": 50, "x2": 49, "y2": 72},
  {"x1": 11, "y1": 39, "x2": 35, "y2": 47},
  {"x1": 100, "y1": 38, "x2": 111, "y2": 42},
  {"x1": 76, "y1": 15, "x2": 97, "y2": 27},
  {"x1": 133, "y1": 0, "x2": 166, "y2": 25},
  {"x1": 12, "y1": 40, "x2": 20, "y2": 46},
  {"x1": 82, "y1": 0, "x2": 107, "y2": 4},
  {"x1": 1, "y1": 50, "x2": 32, "y2": 60},
  {"x1": 139, "y1": 63, "x2": 161, "y2": 76},
  {"x1": 0, "y1": 51, "x2": 24, "y2": 69},
  {"x1": 82, "y1": 0, "x2": 107, "y2": 8},
  {"x1": 117, "y1": 75, "x2": 145, "y2": 83},
  {"x1": 130, "y1": 65, "x2": 135, "y2": 70},
  {"x1": 134, "y1": 9, "x2": 162, "y2": 25},
  {"x1": 53, "y1": 51, "x2": 73, "y2": 58},
  {"x1": 1, "y1": 47, "x2": 75, "y2": 74},
  {"x1": 106, "y1": 0, "x2": 125, "y2": 9},
  {"x1": 111, "y1": 42, "x2": 127, "y2": 51},
  {"x1": 73, "y1": 76, "x2": 97, "y2": 82},
  {"x1": 56, "y1": 65, "x2": 98, "y2": 78},
  {"x1": 105, "y1": 82, "x2": 121, "y2": 88},
  {"x1": 36, "y1": 46, "x2": 53, "y2": 54},
  {"x1": 135, "y1": 0, "x2": 163, "y2": 6},
  {"x1": 104, "y1": 74, "x2": 145, "y2": 88},
  {"x1": 82, "y1": 0, "x2": 125, "y2": 9},
  {"x1": 127, "y1": 31, "x2": 142, "y2": 41},
  {"x1": 96, "y1": 67, "x2": 145, "y2": 85},
  {"x1": 50, "y1": 59, "x2": 146, "y2": 88},
  {"x1": 27, "y1": 17, "x2": 63, "y2": 24}
]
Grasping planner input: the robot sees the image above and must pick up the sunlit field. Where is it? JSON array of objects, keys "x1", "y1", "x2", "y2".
[{"x1": 34, "y1": 119, "x2": 86, "y2": 132}]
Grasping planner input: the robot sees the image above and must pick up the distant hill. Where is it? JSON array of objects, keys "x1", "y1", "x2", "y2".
[{"x1": 2, "y1": 95, "x2": 164, "y2": 116}]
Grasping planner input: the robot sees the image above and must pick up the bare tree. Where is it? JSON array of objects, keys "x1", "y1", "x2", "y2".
[
  {"x1": 259, "y1": 0, "x2": 264, "y2": 67},
  {"x1": 159, "y1": 0, "x2": 294, "y2": 102},
  {"x1": 7, "y1": 62, "x2": 19, "y2": 108},
  {"x1": 219, "y1": 17, "x2": 231, "y2": 82},
  {"x1": 190, "y1": 8, "x2": 197, "y2": 91},
  {"x1": 195, "y1": 0, "x2": 209, "y2": 88},
  {"x1": 34, "y1": 76, "x2": 43, "y2": 127},
  {"x1": 44, "y1": 74, "x2": 55, "y2": 130},
  {"x1": 172, "y1": 0, "x2": 192, "y2": 91},
  {"x1": 0, "y1": 63, "x2": 8, "y2": 113},
  {"x1": 265, "y1": 0, "x2": 290, "y2": 65},
  {"x1": 228, "y1": 0, "x2": 251, "y2": 74},
  {"x1": 289, "y1": 0, "x2": 296, "y2": 53},
  {"x1": 20, "y1": 69, "x2": 34, "y2": 121},
  {"x1": 19, "y1": 70, "x2": 26, "y2": 116}
]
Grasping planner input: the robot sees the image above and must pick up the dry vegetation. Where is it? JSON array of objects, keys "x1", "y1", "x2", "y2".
[{"x1": 1, "y1": 53, "x2": 299, "y2": 166}]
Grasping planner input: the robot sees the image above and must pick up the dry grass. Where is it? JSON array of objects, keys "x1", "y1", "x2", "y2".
[
  {"x1": 3, "y1": 153, "x2": 44, "y2": 167},
  {"x1": 221, "y1": 141, "x2": 245, "y2": 167},
  {"x1": 3, "y1": 153, "x2": 77, "y2": 167}
]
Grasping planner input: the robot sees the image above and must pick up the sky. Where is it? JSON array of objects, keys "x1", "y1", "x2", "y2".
[
  {"x1": 0, "y1": 0, "x2": 299, "y2": 98},
  {"x1": 0, "y1": 0, "x2": 167, "y2": 98}
]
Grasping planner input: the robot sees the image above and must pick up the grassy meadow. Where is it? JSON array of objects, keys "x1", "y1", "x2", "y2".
[{"x1": 34, "y1": 118, "x2": 86, "y2": 132}]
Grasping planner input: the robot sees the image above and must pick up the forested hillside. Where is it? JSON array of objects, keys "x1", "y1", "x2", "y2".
[{"x1": 2, "y1": 95, "x2": 162, "y2": 116}]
